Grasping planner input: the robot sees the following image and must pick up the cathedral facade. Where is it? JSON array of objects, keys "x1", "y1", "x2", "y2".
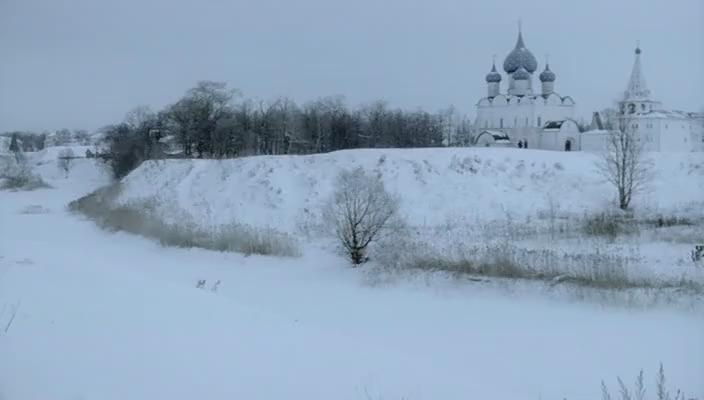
[{"x1": 473, "y1": 28, "x2": 577, "y2": 150}]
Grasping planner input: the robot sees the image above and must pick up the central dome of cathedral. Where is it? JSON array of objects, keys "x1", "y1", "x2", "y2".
[{"x1": 503, "y1": 31, "x2": 538, "y2": 74}]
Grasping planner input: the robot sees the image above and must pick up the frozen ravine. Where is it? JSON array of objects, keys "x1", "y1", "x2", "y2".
[{"x1": 0, "y1": 158, "x2": 702, "y2": 400}]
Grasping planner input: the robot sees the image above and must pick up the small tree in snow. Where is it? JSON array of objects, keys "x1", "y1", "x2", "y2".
[
  {"x1": 9, "y1": 133, "x2": 20, "y2": 154},
  {"x1": 597, "y1": 119, "x2": 652, "y2": 210},
  {"x1": 324, "y1": 167, "x2": 400, "y2": 265},
  {"x1": 58, "y1": 148, "x2": 75, "y2": 177}
]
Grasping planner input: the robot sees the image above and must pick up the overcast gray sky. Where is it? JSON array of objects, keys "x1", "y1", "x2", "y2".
[{"x1": 1, "y1": 0, "x2": 702, "y2": 132}]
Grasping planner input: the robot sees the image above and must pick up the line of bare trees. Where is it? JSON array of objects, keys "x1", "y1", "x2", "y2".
[{"x1": 101, "y1": 81, "x2": 472, "y2": 178}]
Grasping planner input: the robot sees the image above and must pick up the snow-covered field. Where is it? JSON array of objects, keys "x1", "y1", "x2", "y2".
[{"x1": 1, "y1": 148, "x2": 703, "y2": 399}]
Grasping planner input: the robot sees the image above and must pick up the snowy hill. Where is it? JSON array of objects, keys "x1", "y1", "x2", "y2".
[{"x1": 116, "y1": 148, "x2": 704, "y2": 232}]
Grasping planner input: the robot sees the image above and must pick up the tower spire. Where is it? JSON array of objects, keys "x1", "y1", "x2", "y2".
[
  {"x1": 515, "y1": 19, "x2": 525, "y2": 48},
  {"x1": 624, "y1": 42, "x2": 650, "y2": 100}
]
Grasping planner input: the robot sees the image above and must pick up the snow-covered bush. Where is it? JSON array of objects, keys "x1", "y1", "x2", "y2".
[
  {"x1": 692, "y1": 245, "x2": 704, "y2": 264},
  {"x1": 19, "y1": 204, "x2": 51, "y2": 214},
  {"x1": 581, "y1": 211, "x2": 636, "y2": 239},
  {"x1": 0, "y1": 155, "x2": 49, "y2": 190},
  {"x1": 57, "y1": 148, "x2": 75, "y2": 177},
  {"x1": 324, "y1": 167, "x2": 401, "y2": 265}
]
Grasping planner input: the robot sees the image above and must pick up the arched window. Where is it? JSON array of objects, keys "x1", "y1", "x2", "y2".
[
  {"x1": 514, "y1": 117, "x2": 517, "y2": 127},
  {"x1": 565, "y1": 140, "x2": 572, "y2": 151},
  {"x1": 628, "y1": 103, "x2": 636, "y2": 114},
  {"x1": 500, "y1": 118, "x2": 504, "y2": 129},
  {"x1": 525, "y1": 117, "x2": 528, "y2": 127},
  {"x1": 537, "y1": 116, "x2": 542, "y2": 127}
]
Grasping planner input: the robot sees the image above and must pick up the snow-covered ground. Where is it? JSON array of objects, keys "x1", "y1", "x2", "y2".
[{"x1": 1, "y1": 149, "x2": 703, "y2": 399}]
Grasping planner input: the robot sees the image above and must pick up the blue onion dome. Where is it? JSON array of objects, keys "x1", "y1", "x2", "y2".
[
  {"x1": 503, "y1": 31, "x2": 538, "y2": 73},
  {"x1": 539, "y1": 63, "x2": 555, "y2": 82},
  {"x1": 513, "y1": 67, "x2": 530, "y2": 80},
  {"x1": 485, "y1": 62, "x2": 502, "y2": 82}
]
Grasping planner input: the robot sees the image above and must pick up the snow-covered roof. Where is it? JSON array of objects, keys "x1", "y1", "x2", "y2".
[
  {"x1": 478, "y1": 130, "x2": 510, "y2": 141},
  {"x1": 479, "y1": 92, "x2": 573, "y2": 105},
  {"x1": 158, "y1": 134, "x2": 177, "y2": 144},
  {"x1": 581, "y1": 129, "x2": 610, "y2": 135},
  {"x1": 634, "y1": 110, "x2": 692, "y2": 119}
]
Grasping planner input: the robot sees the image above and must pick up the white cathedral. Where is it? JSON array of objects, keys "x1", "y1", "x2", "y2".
[
  {"x1": 472, "y1": 28, "x2": 704, "y2": 152},
  {"x1": 473, "y1": 28, "x2": 579, "y2": 151}
]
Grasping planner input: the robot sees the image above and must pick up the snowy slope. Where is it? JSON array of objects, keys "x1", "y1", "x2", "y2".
[{"x1": 116, "y1": 148, "x2": 704, "y2": 233}]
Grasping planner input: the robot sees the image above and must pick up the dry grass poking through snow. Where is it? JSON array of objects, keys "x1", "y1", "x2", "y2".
[
  {"x1": 69, "y1": 184, "x2": 300, "y2": 257},
  {"x1": 366, "y1": 208, "x2": 704, "y2": 297}
]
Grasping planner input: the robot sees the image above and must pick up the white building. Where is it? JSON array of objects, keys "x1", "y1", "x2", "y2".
[
  {"x1": 473, "y1": 27, "x2": 577, "y2": 150},
  {"x1": 583, "y1": 46, "x2": 704, "y2": 152}
]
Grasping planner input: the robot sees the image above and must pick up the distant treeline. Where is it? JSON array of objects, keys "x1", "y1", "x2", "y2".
[
  {"x1": 1, "y1": 129, "x2": 92, "y2": 152},
  {"x1": 102, "y1": 81, "x2": 472, "y2": 178}
]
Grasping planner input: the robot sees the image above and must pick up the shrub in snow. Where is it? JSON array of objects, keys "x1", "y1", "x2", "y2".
[
  {"x1": 692, "y1": 245, "x2": 704, "y2": 264},
  {"x1": 324, "y1": 167, "x2": 401, "y2": 265},
  {"x1": 581, "y1": 211, "x2": 637, "y2": 239},
  {"x1": 0, "y1": 156, "x2": 49, "y2": 191},
  {"x1": 19, "y1": 205, "x2": 50, "y2": 215},
  {"x1": 600, "y1": 364, "x2": 690, "y2": 400},
  {"x1": 57, "y1": 148, "x2": 75, "y2": 177}
]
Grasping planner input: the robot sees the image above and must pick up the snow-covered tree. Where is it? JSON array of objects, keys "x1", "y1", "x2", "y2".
[
  {"x1": 597, "y1": 118, "x2": 652, "y2": 210},
  {"x1": 324, "y1": 167, "x2": 399, "y2": 265}
]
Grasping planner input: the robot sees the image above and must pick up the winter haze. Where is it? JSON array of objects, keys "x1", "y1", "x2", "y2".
[{"x1": 1, "y1": 0, "x2": 703, "y2": 132}]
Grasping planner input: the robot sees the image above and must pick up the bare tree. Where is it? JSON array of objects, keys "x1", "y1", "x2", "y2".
[
  {"x1": 324, "y1": 167, "x2": 400, "y2": 265},
  {"x1": 57, "y1": 148, "x2": 75, "y2": 177},
  {"x1": 124, "y1": 105, "x2": 155, "y2": 131},
  {"x1": 597, "y1": 118, "x2": 652, "y2": 210}
]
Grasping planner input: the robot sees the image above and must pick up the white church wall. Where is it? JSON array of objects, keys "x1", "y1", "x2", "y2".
[
  {"x1": 580, "y1": 130, "x2": 611, "y2": 152},
  {"x1": 660, "y1": 119, "x2": 693, "y2": 152}
]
